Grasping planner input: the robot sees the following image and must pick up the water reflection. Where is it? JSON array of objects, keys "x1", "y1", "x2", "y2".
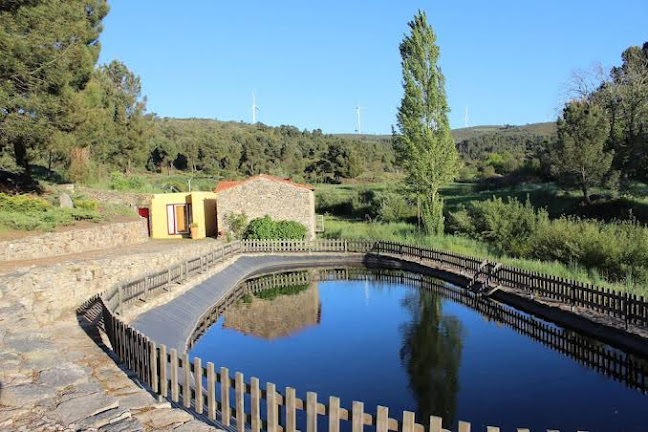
[
  {"x1": 189, "y1": 267, "x2": 648, "y2": 431},
  {"x1": 400, "y1": 289, "x2": 463, "y2": 426},
  {"x1": 223, "y1": 282, "x2": 321, "y2": 339}
]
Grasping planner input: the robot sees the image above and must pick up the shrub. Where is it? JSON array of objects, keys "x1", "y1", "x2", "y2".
[
  {"x1": 244, "y1": 215, "x2": 278, "y2": 239},
  {"x1": 244, "y1": 215, "x2": 308, "y2": 240},
  {"x1": 276, "y1": 220, "x2": 307, "y2": 239},
  {"x1": 72, "y1": 198, "x2": 99, "y2": 211},
  {"x1": 376, "y1": 191, "x2": 410, "y2": 222},
  {"x1": 225, "y1": 212, "x2": 248, "y2": 239},
  {"x1": 0, "y1": 193, "x2": 50, "y2": 212}
]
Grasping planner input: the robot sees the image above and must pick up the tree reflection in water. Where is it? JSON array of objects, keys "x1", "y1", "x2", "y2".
[{"x1": 400, "y1": 289, "x2": 464, "y2": 427}]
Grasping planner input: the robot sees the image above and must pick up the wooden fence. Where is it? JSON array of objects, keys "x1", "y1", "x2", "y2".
[{"x1": 95, "y1": 238, "x2": 648, "y2": 432}]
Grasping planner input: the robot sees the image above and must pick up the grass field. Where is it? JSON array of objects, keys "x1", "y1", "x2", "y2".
[{"x1": 316, "y1": 179, "x2": 648, "y2": 224}]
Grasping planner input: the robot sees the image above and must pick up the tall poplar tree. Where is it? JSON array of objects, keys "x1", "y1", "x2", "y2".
[{"x1": 395, "y1": 10, "x2": 458, "y2": 234}]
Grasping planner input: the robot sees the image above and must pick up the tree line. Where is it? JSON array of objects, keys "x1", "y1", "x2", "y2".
[{"x1": 0, "y1": 1, "x2": 395, "y2": 188}]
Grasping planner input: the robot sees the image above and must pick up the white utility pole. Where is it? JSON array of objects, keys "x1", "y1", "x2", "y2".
[
  {"x1": 355, "y1": 106, "x2": 366, "y2": 134},
  {"x1": 252, "y1": 92, "x2": 259, "y2": 124}
]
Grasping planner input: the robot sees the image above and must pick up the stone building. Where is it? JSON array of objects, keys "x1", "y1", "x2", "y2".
[{"x1": 214, "y1": 174, "x2": 316, "y2": 239}]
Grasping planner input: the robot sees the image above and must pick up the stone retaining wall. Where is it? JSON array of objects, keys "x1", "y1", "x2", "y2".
[
  {"x1": 0, "y1": 219, "x2": 149, "y2": 261},
  {"x1": 0, "y1": 239, "x2": 223, "y2": 322}
]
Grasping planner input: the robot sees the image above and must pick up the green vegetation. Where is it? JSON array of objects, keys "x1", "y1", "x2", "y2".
[
  {"x1": 0, "y1": 0, "x2": 109, "y2": 187},
  {"x1": 549, "y1": 101, "x2": 612, "y2": 203},
  {"x1": 321, "y1": 217, "x2": 640, "y2": 293},
  {"x1": 0, "y1": 193, "x2": 104, "y2": 232},
  {"x1": 256, "y1": 283, "x2": 310, "y2": 301},
  {"x1": 395, "y1": 11, "x2": 458, "y2": 234},
  {"x1": 244, "y1": 215, "x2": 307, "y2": 240},
  {"x1": 448, "y1": 197, "x2": 648, "y2": 284}
]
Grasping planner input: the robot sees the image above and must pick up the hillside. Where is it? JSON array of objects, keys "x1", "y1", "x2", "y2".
[{"x1": 334, "y1": 121, "x2": 556, "y2": 143}]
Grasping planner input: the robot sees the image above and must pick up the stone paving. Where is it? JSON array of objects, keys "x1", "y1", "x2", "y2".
[{"x1": 0, "y1": 239, "x2": 224, "y2": 432}]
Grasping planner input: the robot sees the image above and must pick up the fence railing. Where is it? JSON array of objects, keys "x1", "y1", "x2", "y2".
[{"x1": 95, "y1": 238, "x2": 648, "y2": 432}]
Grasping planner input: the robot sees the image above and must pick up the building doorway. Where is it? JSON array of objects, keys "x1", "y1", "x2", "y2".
[{"x1": 166, "y1": 204, "x2": 192, "y2": 235}]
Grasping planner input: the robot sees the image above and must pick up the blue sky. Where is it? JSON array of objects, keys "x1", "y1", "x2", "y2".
[{"x1": 98, "y1": 1, "x2": 648, "y2": 134}]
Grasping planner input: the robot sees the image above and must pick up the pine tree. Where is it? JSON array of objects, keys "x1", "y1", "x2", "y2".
[
  {"x1": 0, "y1": 0, "x2": 109, "y2": 183},
  {"x1": 550, "y1": 101, "x2": 612, "y2": 204},
  {"x1": 395, "y1": 10, "x2": 458, "y2": 234}
]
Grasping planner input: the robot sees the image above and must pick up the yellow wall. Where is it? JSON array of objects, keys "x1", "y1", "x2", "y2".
[{"x1": 149, "y1": 192, "x2": 218, "y2": 239}]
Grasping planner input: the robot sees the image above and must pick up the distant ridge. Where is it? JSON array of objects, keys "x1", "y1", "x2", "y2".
[{"x1": 333, "y1": 122, "x2": 557, "y2": 143}]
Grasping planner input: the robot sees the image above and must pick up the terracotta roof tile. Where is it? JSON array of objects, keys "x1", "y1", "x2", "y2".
[{"x1": 214, "y1": 174, "x2": 314, "y2": 193}]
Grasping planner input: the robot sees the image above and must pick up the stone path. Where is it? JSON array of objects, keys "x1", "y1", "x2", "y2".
[
  {"x1": 132, "y1": 254, "x2": 363, "y2": 352},
  {"x1": 0, "y1": 238, "x2": 225, "y2": 431}
]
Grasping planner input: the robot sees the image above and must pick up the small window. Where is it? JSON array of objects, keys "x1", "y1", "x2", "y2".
[{"x1": 166, "y1": 204, "x2": 192, "y2": 235}]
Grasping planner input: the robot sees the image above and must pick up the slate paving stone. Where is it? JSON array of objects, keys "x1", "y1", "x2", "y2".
[{"x1": 51, "y1": 392, "x2": 119, "y2": 424}]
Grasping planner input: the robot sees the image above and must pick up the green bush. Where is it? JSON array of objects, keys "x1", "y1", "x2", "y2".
[
  {"x1": 244, "y1": 215, "x2": 307, "y2": 240},
  {"x1": 244, "y1": 215, "x2": 278, "y2": 239},
  {"x1": 376, "y1": 191, "x2": 410, "y2": 222},
  {"x1": 276, "y1": 220, "x2": 307, "y2": 239},
  {"x1": 0, "y1": 193, "x2": 50, "y2": 213},
  {"x1": 72, "y1": 198, "x2": 99, "y2": 211},
  {"x1": 449, "y1": 197, "x2": 547, "y2": 256}
]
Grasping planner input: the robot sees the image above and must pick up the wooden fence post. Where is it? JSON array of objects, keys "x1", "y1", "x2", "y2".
[
  {"x1": 149, "y1": 341, "x2": 158, "y2": 394},
  {"x1": 170, "y1": 349, "x2": 179, "y2": 402},
  {"x1": 402, "y1": 411, "x2": 415, "y2": 432},
  {"x1": 195, "y1": 357, "x2": 203, "y2": 414},
  {"x1": 352, "y1": 401, "x2": 364, "y2": 432},
  {"x1": 251, "y1": 377, "x2": 261, "y2": 432},
  {"x1": 159, "y1": 344, "x2": 167, "y2": 399},
  {"x1": 236, "y1": 372, "x2": 245, "y2": 432},
  {"x1": 376, "y1": 406, "x2": 388, "y2": 432},
  {"x1": 429, "y1": 416, "x2": 443, "y2": 432},
  {"x1": 207, "y1": 362, "x2": 216, "y2": 420},
  {"x1": 267, "y1": 382, "x2": 278, "y2": 432},
  {"x1": 306, "y1": 391, "x2": 317, "y2": 432},
  {"x1": 458, "y1": 420, "x2": 471, "y2": 432},
  {"x1": 221, "y1": 367, "x2": 231, "y2": 426},
  {"x1": 625, "y1": 292, "x2": 630, "y2": 329},
  {"x1": 286, "y1": 387, "x2": 297, "y2": 432},
  {"x1": 183, "y1": 353, "x2": 191, "y2": 408}
]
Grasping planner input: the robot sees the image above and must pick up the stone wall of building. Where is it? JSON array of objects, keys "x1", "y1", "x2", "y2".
[
  {"x1": 0, "y1": 219, "x2": 149, "y2": 261},
  {"x1": 216, "y1": 177, "x2": 316, "y2": 239}
]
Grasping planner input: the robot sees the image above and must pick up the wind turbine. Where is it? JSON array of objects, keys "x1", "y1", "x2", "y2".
[
  {"x1": 252, "y1": 92, "x2": 260, "y2": 124},
  {"x1": 355, "y1": 105, "x2": 366, "y2": 134},
  {"x1": 464, "y1": 106, "x2": 470, "y2": 128}
]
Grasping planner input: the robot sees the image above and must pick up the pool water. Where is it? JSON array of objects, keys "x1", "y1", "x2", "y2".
[{"x1": 189, "y1": 273, "x2": 648, "y2": 431}]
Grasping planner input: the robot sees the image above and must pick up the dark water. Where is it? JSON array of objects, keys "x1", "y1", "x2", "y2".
[{"x1": 189, "y1": 273, "x2": 648, "y2": 432}]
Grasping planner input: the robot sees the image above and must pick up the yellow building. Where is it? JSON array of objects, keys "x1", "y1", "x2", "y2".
[{"x1": 149, "y1": 192, "x2": 218, "y2": 239}]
